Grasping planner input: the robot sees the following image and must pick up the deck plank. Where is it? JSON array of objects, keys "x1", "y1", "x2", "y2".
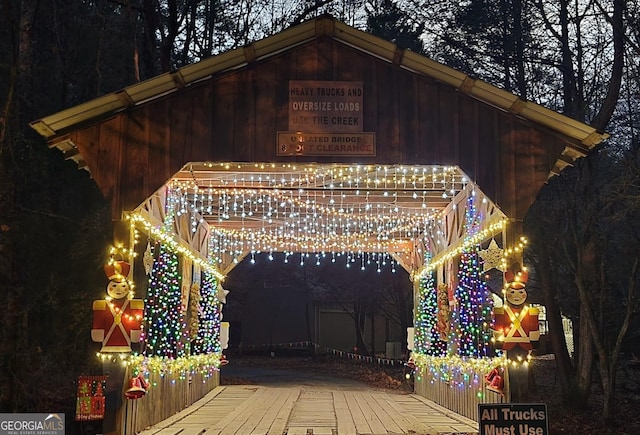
[
  {"x1": 287, "y1": 390, "x2": 336, "y2": 434},
  {"x1": 171, "y1": 429, "x2": 205, "y2": 435},
  {"x1": 343, "y1": 391, "x2": 372, "y2": 434},
  {"x1": 364, "y1": 392, "x2": 405, "y2": 434},
  {"x1": 380, "y1": 393, "x2": 435, "y2": 434},
  {"x1": 352, "y1": 391, "x2": 388, "y2": 434},
  {"x1": 208, "y1": 387, "x2": 272, "y2": 434},
  {"x1": 267, "y1": 387, "x2": 301, "y2": 435},
  {"x1": 137, "y1": 384, "x2": 479, "y2": 435},
  {"x1": 249, "y1": 387, "x2": 297, "y2": 434},
  {"x1": 369, "y1": 392, "x2": 421, "y2": 433},
  {"x1": 171, "y1": 387, "x2": 255, "y2": 431},
  {"x1": 137, "y1": 386, "x2": 227, "y2": 434},
  {"x1": 332, "y1": 391, "x2": 357, "y2": 435},
  {"x1": 410, "y1": 394, "x2": 478, "y2": 434},
  {"x1": 235, "y1": 388, "x2": 284, "y2": 434},
  {"x1": 149, "y1": 429, "x2": 184, "y2": 435}
]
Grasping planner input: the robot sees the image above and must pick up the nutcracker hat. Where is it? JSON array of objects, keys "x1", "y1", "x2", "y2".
[
  {"x1": 104, "y1": 260, "x2": 131, "y2": 282},
  {"x1": 504, "y1": 263, "x2": 528, "y2": 290}
]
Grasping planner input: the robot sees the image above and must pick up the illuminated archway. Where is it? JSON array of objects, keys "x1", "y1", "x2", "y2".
[{"x1": 131, "y1": 162, "x2": 507, "y2": 279}]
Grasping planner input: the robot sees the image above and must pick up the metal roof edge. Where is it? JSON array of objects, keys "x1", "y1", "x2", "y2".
[
  {"x1": 400, "y1": 50, "x2": 607, "y2": 148},
  {"x1": 30, "y1": 15, "x2": 608, "y2": 150}
]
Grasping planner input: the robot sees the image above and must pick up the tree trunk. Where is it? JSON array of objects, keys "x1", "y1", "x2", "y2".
[
  {"x1": 160, "y1": 0, "x2": 178, "y2": 73},
  {"x1": 599, "y1": 352, "x2": 613, "y2": 421},
  {"x1": 559, "y1": 0, "x2": 578, "y2": 118},
  {"x1": 534, "y1": 245, "x2": 574, "y2": 395},
  {"x1": 598, "y1": 256, "x2": 638, "y2": 421},
  {"x1": 371, "y1": 313, "x2": 376, "y2": 355},
  {"x1": 142, "y1": 0, "x2": 161, "y2": 76},
  {"x1": 590, "y1": 0, "x2": 624, "y2": 130},
  {"x1": 513, "y1": 0, "x2": 527, "y2": 99},
  {"x1": 574, "y1": 310, "x2": 593, "y2": 407},
  {"x1": 354, "y1": 302, "x2": 370, "y2": 355},
  {"x1": 500, "y1": 0, "x2": 511, "y2": 92}
]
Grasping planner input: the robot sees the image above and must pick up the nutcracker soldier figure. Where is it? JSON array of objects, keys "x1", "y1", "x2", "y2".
[
  {"x1": 493, "y1": 263, "x2": 540, "y2": 358},
  {"x1": 491, "y1": 262, "x2": 540, "y2": 399},
  {"x1": 92, "y1": 261, "x2": 144, "y2": 352}
]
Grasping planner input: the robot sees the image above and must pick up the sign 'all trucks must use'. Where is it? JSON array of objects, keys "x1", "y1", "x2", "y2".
[{"x1": 478, "y1": 403, "x2": 548, "y2": 435}]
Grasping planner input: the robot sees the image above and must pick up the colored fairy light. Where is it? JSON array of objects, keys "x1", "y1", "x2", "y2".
[
  {"x1": 191, "y1": 271, "x2": 222, "y2": 355},
  {"x1": 129, "y1": 214, "x2": 224, "y2": 281},
  {"x1": 127, "y1": 353, "x2": 223, "y2": 378},
  {"x1": 162, "y1": 163, "x2": 476, "y2": 272},
  {"x1": 145, "y1": 243, "x2": 186, "y2": 358},
  {"x1": 414, "y1": 267, "x2": 443, "y2": 356},
  {"x1": 123, "y1": 163, "x2": 513, "y2": 391},
  {"x1": 411, "y1": 190, "x2": 498, "y2": 391},
  {"x1": 454, "y1": 193, "x2": 493, "y2": 358}
]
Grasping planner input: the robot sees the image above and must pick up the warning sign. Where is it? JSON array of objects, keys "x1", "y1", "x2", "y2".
[
  {"x1": 279, "y1": 80, "x2": 376, "y2": 156},
  {"x1": 277, "y1": 132, "x2": 376, "y2": 156},
  {"x1": 478, "y1": 403, "x2": 548, "y2": 435},
  {"x1": 288, "y1": 81, "x2": 363, "y2": 133}
]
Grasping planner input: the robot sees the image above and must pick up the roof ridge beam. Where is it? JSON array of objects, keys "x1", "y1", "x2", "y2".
[{"x1": 316, "y1": 15, "x2": 335, "y2": 37}]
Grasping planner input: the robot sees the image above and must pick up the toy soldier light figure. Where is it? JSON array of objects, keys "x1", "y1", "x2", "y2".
[
  {"x1": 492, "y1": 262, "x2": 540, "y2": 400},
  {"x1": 493, "y1": 263, "x2": 540, "y2": 358},
  {"x1": 92, "y1": 260, "x2": 144, "y2": 353}
]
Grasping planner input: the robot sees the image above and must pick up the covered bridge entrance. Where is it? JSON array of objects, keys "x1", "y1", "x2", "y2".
[{"x1": 31, "y1": 15, "x2": 606, "y2": 434}]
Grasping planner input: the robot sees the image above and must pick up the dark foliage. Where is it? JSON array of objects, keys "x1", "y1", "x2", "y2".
[{"x1": 365, "y1": 0, "x2": 425, "y2": 54}]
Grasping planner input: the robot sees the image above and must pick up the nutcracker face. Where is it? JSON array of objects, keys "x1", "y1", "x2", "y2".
[
  {"x1": 107, "y1": 280, "x2": 130, "y2": 299},
  {"x1": 505, "y1": 286, "x2": 527, "y2": 306}
]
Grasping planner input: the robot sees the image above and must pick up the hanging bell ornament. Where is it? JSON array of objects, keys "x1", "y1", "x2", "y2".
[
  {"x1": 125, "y1": 375, "x2": 148, "y2": 400},
  {"x1": 405, "y1": 358, "x2": 416, "y2": 370},
  {"x1": 485, "y1": 368, "x2": 504, "y2": 395}
]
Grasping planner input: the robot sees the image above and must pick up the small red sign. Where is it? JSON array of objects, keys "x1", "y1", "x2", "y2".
[{"x1": 75, "y1": 376, "x2": 108, "y2": 421}]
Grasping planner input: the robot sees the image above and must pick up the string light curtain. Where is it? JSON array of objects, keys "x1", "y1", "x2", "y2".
[{"x1": 169, "y1": 163, "x2": 468, "y2": 271}]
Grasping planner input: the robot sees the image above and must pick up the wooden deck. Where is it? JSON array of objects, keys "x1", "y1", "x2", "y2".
[{"x1": 137, "y1": 385, "x2": 479, "y2": 435}]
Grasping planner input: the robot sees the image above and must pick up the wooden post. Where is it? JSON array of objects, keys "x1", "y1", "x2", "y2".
[
  {"x1": 503, "y1": 219, "x2": 524, "y2": 268},
  {"x1": 505, "y1": 219, "x2": 522, "y2": 249},
  {"x1": 506, "y1": 353, "x2": 530, "y2": 402},
  {"x1": 102, "y1": 359, "x2": 127, "y2": 435},
  {"x1": 501, "y1": 219, "x2": 534, "y2": 403},
  {"x1": 112, "y1": 219, "x2": 131, "y2": 256},
  {"x1": 104, "y1": 219, "x2": 134, "y2": 434}
]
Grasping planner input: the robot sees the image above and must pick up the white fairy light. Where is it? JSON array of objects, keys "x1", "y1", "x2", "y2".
[{"x1": 137, "y1": 163, "x2": 500, "y2": 273}]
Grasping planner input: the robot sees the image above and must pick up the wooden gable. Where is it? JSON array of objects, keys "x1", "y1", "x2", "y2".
[{"x1": 31, "y1": 16, "x2": 607, "y2": 226}]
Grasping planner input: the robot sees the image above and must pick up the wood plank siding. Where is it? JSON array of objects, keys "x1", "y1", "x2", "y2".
[{"x1": 63, "y1": 36, "x2": 571, "y2": 224}]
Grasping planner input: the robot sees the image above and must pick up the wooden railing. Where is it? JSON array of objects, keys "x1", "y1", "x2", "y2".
[
  {"x1": 414, "y1": 364, "x2": 506, "y2": 421},
  {"x1": 121, "y1": 369, "x2": 219, "y2": 434}
]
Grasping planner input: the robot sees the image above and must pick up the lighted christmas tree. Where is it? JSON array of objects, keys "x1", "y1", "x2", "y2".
[
  {"x1": 453, "y1": 192, "x2": 493, "y2": 357},
  {"x1": 192, "y1": 271, "x2": 221, "y2": 355},
  {"x1": 414, "y1": 272, "x2": 436, "y2": 354},
  {"x1": 144, "y1": 243, "x2": 186, "y2": 358}
]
